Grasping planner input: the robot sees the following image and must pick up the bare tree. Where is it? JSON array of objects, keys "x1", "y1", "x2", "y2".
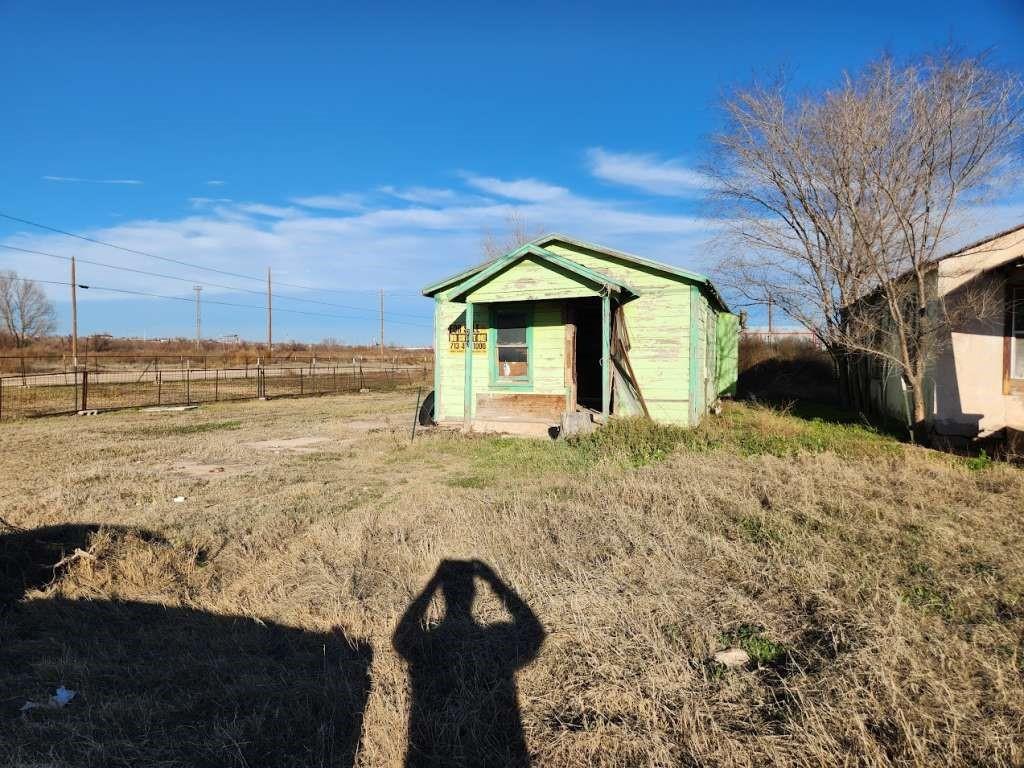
[
  {"x1": 710, "y1": 52, "x2": 1023, "y2": 438},
  {"x1": 0, "y1": 271, "x2": 57, "y2": 348},
  {"x1": 481, "y1": 211, "x2": 545, "y2": 259}
]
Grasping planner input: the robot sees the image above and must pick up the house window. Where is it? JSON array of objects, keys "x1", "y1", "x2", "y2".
[
  {"x1": 493, "y1": 309, "x2": 530, "y2": 383},
  {"x1": 1012, "y1": 287, "x2": 1024, "y2": 380}
]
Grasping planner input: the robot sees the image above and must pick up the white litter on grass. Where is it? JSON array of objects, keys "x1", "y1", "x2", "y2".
[
  {"x1": 172, "y1": 496, "x2": 187, "y2": 503},
  {"x1": 20, "y1": 686, "x2": 77, "y2": 713},
  {"x1": 713, "y1": 647, "x2": 751, "y2": 668}
]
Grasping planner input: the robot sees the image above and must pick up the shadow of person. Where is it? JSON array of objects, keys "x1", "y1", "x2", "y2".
[
  {"x1": 1, "y1": 524, "x2": 373, "y2": 768},
  {"x1": 393, "y1": 559, "x2": 544, "y2": 767}
]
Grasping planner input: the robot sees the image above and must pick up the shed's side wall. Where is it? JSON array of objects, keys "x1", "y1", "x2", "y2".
[{"x1": 715, "y1": 312, "x2": 740, "y2": 397}]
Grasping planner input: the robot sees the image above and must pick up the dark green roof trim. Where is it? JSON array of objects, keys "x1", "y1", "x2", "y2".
[
  {"x1": 441, "y1": 243, "x2": 638, "y2": 302},
  {"x1": 422, "y1": 232, "x2": 730, "y2": 312},
  {"x1": 533, "y1": 233, "x2": 730, "y2": 312}
]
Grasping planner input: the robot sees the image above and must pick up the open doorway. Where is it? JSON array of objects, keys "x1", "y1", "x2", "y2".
[{"x1": 573, "y1": 297, "x2": 603, "y2": 411}]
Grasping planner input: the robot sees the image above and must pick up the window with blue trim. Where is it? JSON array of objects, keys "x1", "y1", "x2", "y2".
[{"x1": 494, "y1": 310, "x2": 529, "y2": 381}]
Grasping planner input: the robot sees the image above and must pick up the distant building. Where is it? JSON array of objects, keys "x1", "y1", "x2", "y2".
[
  {"x1": 855, "y1": 224, "x2": 1024, "y2": 443},
  {"x1": 422, "y1": 234, "x2": 739, "y2": 434}
]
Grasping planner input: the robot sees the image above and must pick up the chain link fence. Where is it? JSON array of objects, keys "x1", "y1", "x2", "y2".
[{"x1": 0, "y1": 364, "x2": 430, "y2": 421}]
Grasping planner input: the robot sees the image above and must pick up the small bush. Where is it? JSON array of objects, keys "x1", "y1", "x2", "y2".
[{"x1": 964, "y1": 450, "x2": 993, "y2": 471}]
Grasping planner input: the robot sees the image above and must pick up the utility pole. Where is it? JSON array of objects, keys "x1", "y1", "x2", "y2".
[
  {"x1": 70, "y1": 256, "x2": 79, "y2": 368},
  {"x1": 266, "y1": 267, "x2": 273, "y2": 362},
  {"x1": 193, "y1": 285, "x2": 202, "y2": 352},
  {"x1": 379, "y1": 288, "x2": 384, "y2": 361},
  {"x1": 766, "y1": 292, "x2": 774, "y2": 343}
]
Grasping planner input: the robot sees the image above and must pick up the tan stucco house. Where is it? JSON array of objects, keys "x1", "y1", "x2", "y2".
[{"x1": 868, "y1": 224, "x2": 1024, "y2": 443}]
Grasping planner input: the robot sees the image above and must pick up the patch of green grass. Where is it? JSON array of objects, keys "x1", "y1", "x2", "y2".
[
  {"x1": 719, "y1": 624, "x2": 788, "y2": 667},
  {"x1": 136, "y1": 419, "x2": 243, "y2": 437},
  {"x1": 739, "y1": 516, "x2": 782, "y2": 545},
  {"x1": 686, "y1": 403, "x2": 903, "y2": 459},
  {"x1": 446, "y1": 475, "x2": 491, "y2": 489},
  {"x1": 570, "y1": 417, "x2": 689, "y2": 467},
  {"x1": 964, "y1": 450, "x2": 994, "y2": 471},
  {"x1": 902, "y1": 584, "x2": 952, "y2": 616}
]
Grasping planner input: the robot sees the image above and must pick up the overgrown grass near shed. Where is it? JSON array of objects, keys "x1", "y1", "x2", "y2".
[{"x1": 1, "y1": 394, "x2": 1021, "y2": 767}]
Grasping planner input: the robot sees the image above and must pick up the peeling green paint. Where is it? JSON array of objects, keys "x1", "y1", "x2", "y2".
[{"x1": 428, "y1": 238, "x2": 737, "y2": 426}]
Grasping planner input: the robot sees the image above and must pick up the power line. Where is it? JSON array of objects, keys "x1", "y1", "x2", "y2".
[
  {"x1": 1, "y1": 274, "x2": 433, "y2": 327},
  {"x1": 0, "y1": 211, "x2": 428, "y2": 299},
  {"x1": 0, "y1": 242, "x2": 433, "y2": 320}
]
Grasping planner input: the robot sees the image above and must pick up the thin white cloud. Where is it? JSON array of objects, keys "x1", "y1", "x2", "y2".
[
  {"x1": 189, "y1": 196, "x2": 233, "y2": 207},
  {"x1": 587, "y1": 148, "x2": 712, "y2": 196},
  {"x1": 42, "y1": 175, "x2": 143, "y2": 185},
  {"x1": 291, "y1": 193, "x2": 366, "y2": 212},
  {"x1": 234, "y1": 202, "x2": 303, "y2": 219},
  {"x1": 378, "y1": 185, "x2": 483, "y2": 206},
  {"x1": 461, "y1": 174, "x2": 569, "y2": 202},
  {"x1": 3, "y1": 172, "x2": 725, "y2": 335},
  {"x1": 206, "y1": 180, "x2": 226, "y2": 186}
]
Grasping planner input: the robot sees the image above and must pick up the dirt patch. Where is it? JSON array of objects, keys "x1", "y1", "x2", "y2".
[
  {"x1": 242, "y1": 436, "x2": 335, "y2": 453},
  {"x1": 339, "y1": 418, "x2": 393, "y2": 433},
  {"x1": 170, "y1": 460, "x2": 251, "y2": 479}
]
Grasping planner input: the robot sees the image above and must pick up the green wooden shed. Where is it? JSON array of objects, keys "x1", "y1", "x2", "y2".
[{"x1": 422, "y1": 234, "x2": 738, "y2": 433}]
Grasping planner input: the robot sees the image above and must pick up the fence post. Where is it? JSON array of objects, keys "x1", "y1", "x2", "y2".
[
  {"x1": 333, "y1": 366, "x2": 337, "y2": 392},
  {"x1": 215, "y1": 369, "x2": 219, "y2": 401},
  {"x1": 359, "y1": 364, "x2": 364, "y2": 390},
  {"x1": 157, "y1": 371, "x2": 162, "y2": 405},
  {"x1": 299, "y1": 368, "x2": 304, "y2": 395},
  {"x1": 186, "y1": 368, "x2": 191, "y2": 405},
  {"x1": 81, "y1": 369, "x2": 88, "y2": 412}
]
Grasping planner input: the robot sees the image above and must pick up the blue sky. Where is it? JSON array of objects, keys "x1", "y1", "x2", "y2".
[{"x1": 2, "y1": 0, "x2": 1023, "y2": 345}]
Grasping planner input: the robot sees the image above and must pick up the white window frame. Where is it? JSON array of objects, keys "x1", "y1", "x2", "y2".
[{"x1": 1011, "y1": 286, "x2": 1024, "y2": 381}]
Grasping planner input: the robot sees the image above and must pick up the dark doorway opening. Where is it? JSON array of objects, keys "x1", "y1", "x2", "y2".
[{"x1": 574, "y1": 297, "x2": 603, "y2": 411}]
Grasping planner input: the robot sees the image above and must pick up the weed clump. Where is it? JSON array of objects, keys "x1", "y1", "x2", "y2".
[
  {"x1": 719, "y1": 624, "x2": 788, "y2": 668},
  {"x1": 569, "y1": 417, "x2": 689, "y2": 467},
  {"x1": 964, "y1": 450, "x2": 994, "y2": 471}
]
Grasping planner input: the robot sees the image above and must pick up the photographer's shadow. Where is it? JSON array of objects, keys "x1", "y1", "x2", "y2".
[{"x1": 393, "y1": 559, "x2": 545, "y2": 767}]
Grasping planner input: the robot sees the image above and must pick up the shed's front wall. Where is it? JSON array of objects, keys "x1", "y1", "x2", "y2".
[{"x1": 434, "y1": 298, "x2": 567, "y2": 422}]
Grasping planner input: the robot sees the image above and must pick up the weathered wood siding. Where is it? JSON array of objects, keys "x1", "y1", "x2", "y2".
[
  {"x1": 433, "y1": 240, "x2": 737, "y2": 426},
  {"x1": 465, "y1": 256, "x2": 599, "y2": 303},
  {"x1": 715, "y1": 311, "x2": 740, "y2": 397},
  {"x1": 435, "y1": 298, "x2": 566, "y2": 421},
  {"x1": 545, "y1": 242, "x2": 694, "y2": 424}
]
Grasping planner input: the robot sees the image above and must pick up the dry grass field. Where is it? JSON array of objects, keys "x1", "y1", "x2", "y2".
[{"x1": 1, "y1": 392, "x2": 1022, "y2": 767}]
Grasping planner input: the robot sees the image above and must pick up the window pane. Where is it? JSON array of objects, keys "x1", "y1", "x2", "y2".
[
  {"x1": 1014, "y1": 288, "x2": 1024, "y2": 335},
  {"x1": 496, "y1": 313, "x2": 527, "y2": 345},
  {"x1": 498, "y1": 345, "x2": 528, "y2": 378},
  {"x1": 1013, "y1": 337, "x2": 1024, "y2": 380}
]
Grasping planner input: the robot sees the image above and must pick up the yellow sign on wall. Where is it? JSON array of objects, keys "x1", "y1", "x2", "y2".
[{"x1": 448, "y1": 327, "x2": 487, "y2": 353}]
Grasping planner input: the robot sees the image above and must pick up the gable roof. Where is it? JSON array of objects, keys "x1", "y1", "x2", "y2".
[
  {"x1": 441, "y1": 243, "x2": 638, "y2": 302},
  {"x1": 422, "y1": 232, "x2": 730, "y2": 311},
  {"x1": 937, "y1": 221, "x2": 1024, "y2": 263}
]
